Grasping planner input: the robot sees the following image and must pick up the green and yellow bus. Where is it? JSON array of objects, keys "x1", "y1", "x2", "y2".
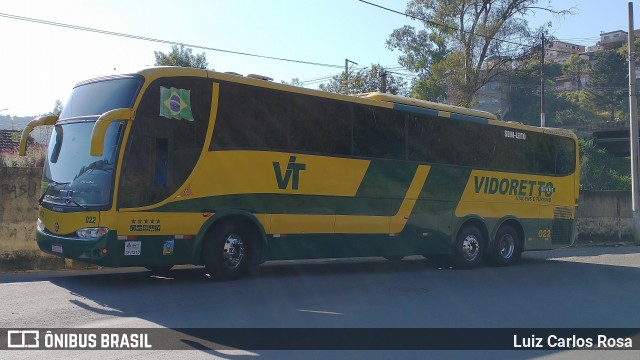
[{"x1": 20, "y1": 66, "x2": 579, "y2": 280}]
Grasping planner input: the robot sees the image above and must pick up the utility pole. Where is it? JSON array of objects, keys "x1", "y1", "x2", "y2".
[
  {"x1": 380, "y1": 67, "x2": 388, "y2": 93},
  {"x1": 628, "y1": 2, "x2": 640, "y2": 244},
  {"x1": 345, "y1": 58, "x2": 357, "y2": 95},
  {"x1": 540, "y1": 33, "x2": 546, "y2": 127}
]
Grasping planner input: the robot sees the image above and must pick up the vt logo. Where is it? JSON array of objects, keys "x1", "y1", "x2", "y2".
[{"x1": 273, "y1": 156, "x2": 306, "y2": 190}]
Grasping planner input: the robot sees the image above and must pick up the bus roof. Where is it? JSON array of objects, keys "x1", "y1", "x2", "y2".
[
  {"x1": 78, "y1": 67, "x2": 575, "y2": 140},
  {"x1": 359, "y1": 92, "x2": 498, "y2": 120}
]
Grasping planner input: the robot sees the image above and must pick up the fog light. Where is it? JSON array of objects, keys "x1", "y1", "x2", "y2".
[{"x1": 76, "y1": 227, "x2": 109, "y2": 239}]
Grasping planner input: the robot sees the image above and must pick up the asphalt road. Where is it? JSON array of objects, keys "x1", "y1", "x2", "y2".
[{"x1": 0, "y1": 245, "x2": 639, "y2": 359}]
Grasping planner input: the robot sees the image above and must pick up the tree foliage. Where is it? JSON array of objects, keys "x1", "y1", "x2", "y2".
[
  {"x1": 154, "y1": 45, "x2": 209, "y2": 69},
  {"x1": 281, "y1": 78, "x2": 303, "y2": 87},
  {"x1": 50, "y1": 100, "x2": 63, "y2": 116},
  {"x1": 505, "y1": 61, "x2": 560, "y2": 125},
  {"x1": 318, "y1": 64, "x2": 407, "y2": 95},
  {"x1": 579, "y1": 139, "x2": 630, "y2": 190},
  {"x1": 562, "y1": 54, "x2": 589, "y2": 90},
  {"x1": 506, "y1": 57, "x2": 606, "y2": 126},
  {"x1": 585, "y1": 50, "x2": 627, "y2": 122},
  {"x1": 387, "y1": 0, "x2": 569, "y2": 106}
]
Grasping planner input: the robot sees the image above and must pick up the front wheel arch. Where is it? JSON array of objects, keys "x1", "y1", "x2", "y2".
[
  {"x1": 192, "y1": 210, "x2": 267, "y2": 266},
  {"x1": 452, "y1": 219, "x2": 489, "y2": 269}
]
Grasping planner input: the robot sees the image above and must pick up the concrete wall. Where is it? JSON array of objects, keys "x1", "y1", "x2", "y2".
[
  {"x1": 0, "y1": 167, "x2": 41, "y2": 252},
  {"x1": 576, "y1": 190, "x2": 632, "y2": 243},
  {"x1": 0, "y1": 168, "x2": 635, "y2": 271},
  {"x1": 0, "y1": 167, "x2": 63, "y2": 270}
]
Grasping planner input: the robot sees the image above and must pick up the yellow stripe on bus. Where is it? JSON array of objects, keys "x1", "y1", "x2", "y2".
[{"x1": 192, "y1": 151, "x2": 371, "y2": 197}]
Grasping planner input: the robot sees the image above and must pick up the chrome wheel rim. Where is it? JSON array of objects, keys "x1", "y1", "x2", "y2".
[
  {"x1": 498, "y1": 233, "x2": 515, "y2": 259},
  {"x1": 223, "y1": 234, "x2": 245, "y2": 270},
  {"x1": 462, "y1": 234, "x2": 480, "y2": 262}
]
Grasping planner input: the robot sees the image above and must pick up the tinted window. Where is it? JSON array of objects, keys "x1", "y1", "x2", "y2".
[
  {"x1": 353, "y1": 106, "x2": 406, "y2": 160},
  {"x1": 60, "y1": 77, "x2": 141, "y2": 119},
  {"x1": 532, "y1": 133, "x2": 557, "y2": 175},
  {"x1": 492, "y1": 128, "x2": 535, "y2": 173},
  {"x1": 119, "y1": 76, "x2": 211, "y2": 208},
  {"x1": 290, "y1": 94, "x2": 351, "y2": 155},
  {"x1": 454, "y1": 120, "x2": 496, "y2": 168},
  {"x1": 408, "y1": 115, "x2": 454, "y2": 164},
  {"x1": 556, "y1": 137, "x2": 576, "y2": 175},
  {"x1": 211, "y1": 82, "x2": 289, "y2": 150}
]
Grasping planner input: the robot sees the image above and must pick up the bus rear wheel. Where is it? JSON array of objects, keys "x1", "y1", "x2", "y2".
[
  {"x1": 452, "y1": 225, "x2": 484, "y2": 269},
  {"x1": 489, "y1": 225, "x2": 521, "y2": 266},
  {"x1": 203, "y1": 221, "x2": 256, "y2": 281}
]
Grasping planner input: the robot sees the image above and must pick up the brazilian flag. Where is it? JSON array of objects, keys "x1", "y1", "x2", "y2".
[{"x1": 160, "y1": 86, "x2": 194, "y2": 121}]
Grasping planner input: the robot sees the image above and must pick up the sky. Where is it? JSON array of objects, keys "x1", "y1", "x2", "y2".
[{"x1": 0, "y1": 0, "x2": 639, "y2": 117}]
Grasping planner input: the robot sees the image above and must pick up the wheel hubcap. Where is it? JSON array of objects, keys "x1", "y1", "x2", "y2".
[
  {"x1": 498, "y1": 234, "x2": 515, "y2": 259},
  {"x1": 462, "y1": 234, "x2": 480, "y2": 261},
  {"x1": 223, "y1": 234, "x2": 245, "y2": 269}
]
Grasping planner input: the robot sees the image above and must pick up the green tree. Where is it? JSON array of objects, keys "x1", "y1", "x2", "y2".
[
  {"x1": 579, "y1": 139, "x2": 630, "y2": 190},
  {"x1": 562, "y1": 54, "x2": 589, "y2": 90},
  {"x1": 50, "y1": 100, "x2": 63, "y2": 116},
  {"x1": 386, "y1": 0, "x2": 569, "y2": 106},
  {"x1": 281, "y1": 78, "x2": 303, "y2": 87},
  {"x1": 552, "y1": 91, "x2": 603, "y2": 126},
  {"x1": 586, "y1": 50, "x2": 627, "y2": 122},
  {"x1": 154, "y1": 45, "x2": 209, "y2": 69},
  {"x1": 506, "y1": 61, "x2": 561, "y2": 125},
  {"x1": 318, "y1": 64, "x2": 407, "y2": 95}
]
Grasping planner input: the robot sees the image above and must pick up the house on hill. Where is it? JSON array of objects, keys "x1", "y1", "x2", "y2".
[
  {"x1": 0, "y1": 129, "x2": 36, "y2": 156},
  {"x1": 1, "y1": 129, "x2": 23, "y2": 156}
]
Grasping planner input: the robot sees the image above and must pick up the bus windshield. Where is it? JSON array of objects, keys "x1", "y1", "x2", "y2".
[
  {"x1": 40, "y1": 76, "x2": 141, "y2": 210},
  {"x1": 41, "y1": 121, "x2": 124, "y2": 209},
  {"x1": 59, "y1": 76, "x2": 141, "y2": 119}
]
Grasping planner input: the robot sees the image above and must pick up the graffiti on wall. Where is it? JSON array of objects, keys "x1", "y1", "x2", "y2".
[{"x1": 1, "y1": 181, "x2": 38, "y2": 199}]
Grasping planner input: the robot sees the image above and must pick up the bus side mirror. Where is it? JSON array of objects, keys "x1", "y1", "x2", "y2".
[
  {"x1": 90, "y1": 108, "x2": 135, "y2": 156},
  {"x1": 19, "y1": 115, "x2": 59, "y2": 156}
]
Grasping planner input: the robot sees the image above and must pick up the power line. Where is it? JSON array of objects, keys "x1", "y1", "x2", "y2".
[
  {"x1": 358, "y1": 0, "x2": 534, "y2": 49},
  {"x1": 0, "y1": 12, "x2": 344, "y2": 70}
]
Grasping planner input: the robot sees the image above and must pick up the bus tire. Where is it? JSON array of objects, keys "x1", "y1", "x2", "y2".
[
  {"x1": 489, "y1": 225, "x2": 521, "y2": 267},
  {"x1": 203, "y1": 221, "x2": 255, "y2": 281},
  {"x1": 452, "y1": 225, "x2": 484, "y2": 269}
]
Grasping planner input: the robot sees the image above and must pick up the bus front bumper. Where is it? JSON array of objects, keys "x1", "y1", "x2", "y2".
[{"x1": 36, "y1": 228, "x2": 115, "y2": 266}]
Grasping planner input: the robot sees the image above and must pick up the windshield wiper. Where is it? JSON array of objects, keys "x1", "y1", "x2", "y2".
[
  {"x1": 69, "y1": 199, "x2": 88, "y2": 210},
  {"x1": 39, "y1": 181, "x2": 70, "y2": 205}
]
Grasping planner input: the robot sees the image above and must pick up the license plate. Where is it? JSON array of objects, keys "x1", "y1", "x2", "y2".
[
  {"x1": 124, "y1": 241, "x2": 141, "y2": 256},
  {"x1": 51, "y1": 243, "x2": 63, "y2": 253}
]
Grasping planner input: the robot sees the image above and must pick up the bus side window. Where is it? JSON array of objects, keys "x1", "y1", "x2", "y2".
[{"x1": 555, "y1": 137, "x2": 576, "y2": 175}]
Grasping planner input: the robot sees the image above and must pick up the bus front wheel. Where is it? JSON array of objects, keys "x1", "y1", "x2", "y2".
[
  {"x1": 452, "y1": 225, "x2": 484, "y2": 269},
  {"x1": 203, "y1": 221, "x2": 255, "y2": 281},
  {"x1": 489, "y1": 225, "x2": 521, "y2": 266}
]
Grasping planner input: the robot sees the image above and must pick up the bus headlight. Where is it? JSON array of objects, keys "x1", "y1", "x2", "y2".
[
  {"x1": 37, "y1": 218, "x2": 45, "y2": 232},
  {"x1": 76, "y1": 227, "x2": 109, "y2": 239}
]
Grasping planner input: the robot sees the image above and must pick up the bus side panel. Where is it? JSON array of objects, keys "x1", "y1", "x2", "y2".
[
  {"x1": 416, "y1": 165, "x2": 473, "y2": 255},
  {"x1": 290, "y1": 165, "x2": 473, "y2": 259}
]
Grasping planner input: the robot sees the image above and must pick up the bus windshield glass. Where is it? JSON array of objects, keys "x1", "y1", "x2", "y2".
[
  {"x1": 59, "y1": 76, "x2": 141, "y2": 119},
  {"x1": 41, "y1": 121, "x2": 124, "y2": 209}
]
